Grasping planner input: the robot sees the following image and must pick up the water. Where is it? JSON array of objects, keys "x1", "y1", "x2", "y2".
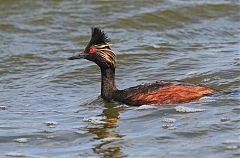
[{"x1": 0, "y1": 0, "x2": 239, "y2": 157}]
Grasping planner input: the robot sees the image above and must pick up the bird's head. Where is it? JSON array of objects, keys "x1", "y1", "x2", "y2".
[{"x1": 69, "y1": 28, "x2": 116, "y2": 70}]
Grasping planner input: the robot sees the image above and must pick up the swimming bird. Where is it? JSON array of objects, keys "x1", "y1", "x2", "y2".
[{"x1": 68, "y1": 28, "x2": 214, "y2": 106}]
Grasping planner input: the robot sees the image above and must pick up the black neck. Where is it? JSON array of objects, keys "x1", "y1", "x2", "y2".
[{"x1": 100, "y1": 67, "x2": 117, "y2": 101}]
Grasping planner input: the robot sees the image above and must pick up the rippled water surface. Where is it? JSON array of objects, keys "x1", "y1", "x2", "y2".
[{"x1": 0, "y1": 0, "x2": 239, "y2": 157}]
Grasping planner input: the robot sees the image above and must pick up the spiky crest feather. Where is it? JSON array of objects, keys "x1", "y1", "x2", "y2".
[{"x1": 90, "y1": 28, "x2": 110, "y2": 45}]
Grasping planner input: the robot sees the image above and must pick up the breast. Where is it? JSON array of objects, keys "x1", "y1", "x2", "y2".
[{"x1": 128, "y1": 85, "x2": 214, "y2": 106}]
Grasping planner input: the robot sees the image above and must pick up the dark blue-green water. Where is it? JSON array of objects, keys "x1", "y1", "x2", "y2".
[{"x1": 0, "y1": 0, "x2": 239, "y2": 157}]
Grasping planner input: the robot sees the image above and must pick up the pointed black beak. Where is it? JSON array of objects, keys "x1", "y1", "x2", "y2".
[{"x1": 68, "y1": 53, "x2": 86, "y2": 60}]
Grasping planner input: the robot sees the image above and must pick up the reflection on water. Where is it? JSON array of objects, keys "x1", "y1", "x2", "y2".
[
  {"x1": 0, "y1": 0, "x2": 239, "y2": 157},
  {"x1": 88, "y1": 103, "x2": 125, "y2": 158}
]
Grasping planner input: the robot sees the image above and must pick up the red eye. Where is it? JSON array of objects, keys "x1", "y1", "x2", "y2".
[{"x1": 89, "y1": 48, "x2": 96, "y2": 54}]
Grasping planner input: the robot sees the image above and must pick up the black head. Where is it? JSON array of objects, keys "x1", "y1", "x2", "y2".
[{"x1": 69, "y1": 28, "x2": 116, "y2": 70}]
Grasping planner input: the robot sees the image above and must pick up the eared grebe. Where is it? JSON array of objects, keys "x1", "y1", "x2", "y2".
[{"x1": 69, "y1": 28, "x2": 214, "y2": 106}]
